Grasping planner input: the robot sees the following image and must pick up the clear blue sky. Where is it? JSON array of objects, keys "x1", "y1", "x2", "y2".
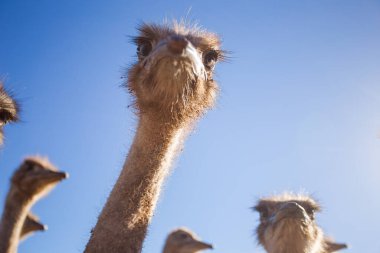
[{"x1": 1, "y1": 1, "x2": 379, "y2": 252}]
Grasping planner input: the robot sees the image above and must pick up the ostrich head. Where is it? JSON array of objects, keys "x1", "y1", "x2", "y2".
[
  {"x1": 0, "y1": 83, "x2": 19, "y2": 144},
  {"x1": 127, "y1": 21, "x2": 225, "y2": 123},
  {"x1": 253, "y1": 193, "x2": 347, "y2": 253},
  {"x1": 11, "y1": 157, "x2": 68, "y2": 201},
  {"x1": 163, "y1": 228, "x2": 213, "y2": 253}
]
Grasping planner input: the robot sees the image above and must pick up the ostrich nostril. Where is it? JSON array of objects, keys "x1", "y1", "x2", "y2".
[{"x1": 167, "y1": 35, "x2": 189, "y2": 54}]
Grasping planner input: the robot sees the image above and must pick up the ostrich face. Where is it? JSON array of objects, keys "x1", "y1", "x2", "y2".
[
  {"x1": 128, "y1": 22, "x2": 224, "y2": 122},
  {"x1": 254, "y1": 194, "x2": 321, "y2": 253},
  {"x1": 0, "y1": 84, "x2": 18, "y2": 144},
  {"x1": 164, "y1": 228, "x2": 213, "y2": 253},
  {"x1": 11, "y1": 157, "x2": 68, "y2": 200},
  {"x1": 254, "y1": 194, "x2": 347, "y2": 253}
]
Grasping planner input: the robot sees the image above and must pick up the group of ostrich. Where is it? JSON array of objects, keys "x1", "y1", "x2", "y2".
[{"x1": 0, "y1": 21, "x2": 349, "y2": 253}]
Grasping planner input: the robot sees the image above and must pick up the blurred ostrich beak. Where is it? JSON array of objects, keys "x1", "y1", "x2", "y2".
[
  {"x1": 191, "y1": 239, "x2": 213, "y2": 251},
  {"x1": 41, "y1": 170, "x2": 69, "y2": 184}
]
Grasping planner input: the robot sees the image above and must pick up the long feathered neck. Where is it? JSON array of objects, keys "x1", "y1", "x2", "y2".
[
  {"x1": 84, "y1": 114, "x2": 189, "y2": 253},
  {"x1": 265, "y1": 227, "x2": 324, "y2": 253},
  {"x1": 162, "y1": 242, "x2": 178, "y2": 253},
  {"x1": 0, "y1": 188, "x2": 32, "y2": 253}
]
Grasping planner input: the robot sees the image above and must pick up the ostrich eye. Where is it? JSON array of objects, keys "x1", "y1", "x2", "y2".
[
  {"x1": 306, "y1": 207, "x2": 315, "y2": 218},
  {"x1": 259, "y1": 209, "x2": 269, "y2": 220},
  {"x1": 203, "y1": 50, "x2": 219, "y2": 69},
  {"x1": 137, "y1": 42, "x2": 152, "y2": 58},
  {"x1": 25, "y1": 165, "x2": 35, "y2": 172},
  {"x1": 178, "y1": 233, "x2": 189, "y2": 240},
  {"x1": 0, "y1": 109, "x2": 13, "y2": 124}
]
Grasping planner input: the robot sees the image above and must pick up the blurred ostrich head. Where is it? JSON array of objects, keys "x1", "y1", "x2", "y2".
[
  {"x1": 253, "y1": 193, "x2": 347, "y2": 253},
  {"x1": 11, "y1": 156, "x2": 68, "y2": 201},
  {"x1": 163, "y1": 227, "x2": 213, "y2": 253}
]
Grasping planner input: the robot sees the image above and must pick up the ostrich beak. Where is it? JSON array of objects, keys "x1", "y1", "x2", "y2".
[
  {"x1": 42, "y1": 170, "x2": 69, "y2": 183},
  {"x1": 58, "y1": 171, "x2": 69, "y2": 180},
  {"x1": 191, "y1": 239, "x2": 213, "y2": 251},
  {"x1": 275, "y1": 202, "x2": 308, "y2": 222},
  {"x1": 33, "y1": 221, "x2": 48, "y2": 232},
  {"x1": 324, "y1": 238, "x2": 348, "y2": 252}
]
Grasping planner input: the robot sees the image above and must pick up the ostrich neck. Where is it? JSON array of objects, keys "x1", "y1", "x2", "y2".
[
  {"x1": 0, "y1": 188, "x2": 32, "y2": 253},
  {"x1": 85, "y1": 114, "x2": 189, "y2": 253},
  {"x1": 162, "y1": 243, "x2": 177, "y2": 253},
  {"x1": 267, "y1": 235, "x2": 323, "y2": 253}
]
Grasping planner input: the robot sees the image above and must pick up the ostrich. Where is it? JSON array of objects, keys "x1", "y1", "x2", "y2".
[
  {"x1": 20, "y1": 213, "x2": 47, "y2": 241},
  {"x1": 163, "y1": 228, "x2": 213, "y2": 253},
  {"x1": 0, "y1": 83, "x2": 19, "y2": 144},
  {"x1": 0, "y1": 157, "x2": 68, "y2": 253},
  {"x1": 84, "y1": 21, "x2": 224, "y2": 253},
  {"x1": 253, "y1": 193, "x2": 347, "y2": 253}
]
